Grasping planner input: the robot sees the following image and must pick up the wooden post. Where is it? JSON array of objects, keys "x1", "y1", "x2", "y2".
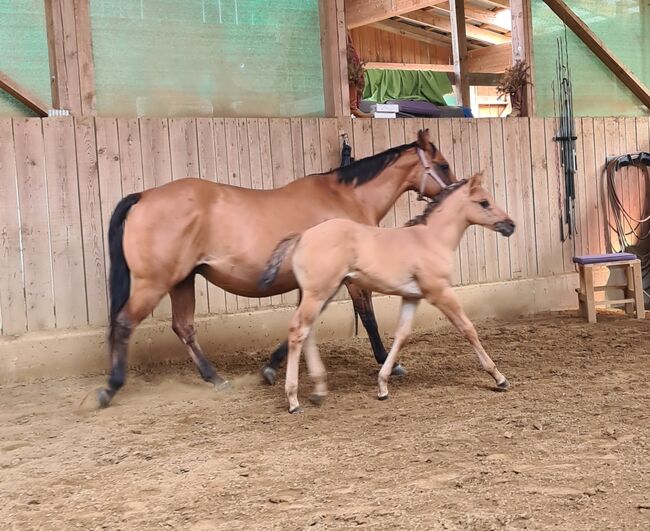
[
  {"x1": 44, "y1": 0, "x2": 96, "y2": 115},
  {"x1": 449, "y1": 0, "x2": 469, "y2": 108},
  {"x1": 320, "y1": 0, "x2": 350, "y2": 117},
  {"x1": 510, "y1": 0, "x2": 535, "y2": 116}
]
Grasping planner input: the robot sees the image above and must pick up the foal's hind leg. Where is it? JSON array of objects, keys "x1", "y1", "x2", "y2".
[
  {"x1": 304, "y1": 330, "x2": 327, "y2": 405},
  {"x1": 432, "y1": 288, "x2": 508, "y2": 389},
  {"x1": 170, "y1": 275, "x2": 229, "y2": 390},
  {"x1": 97, "y1": 279, "x2": 166, "y2": 408},
  {"x1": 346, "y1": 282, "x2": 407, "y2": 376}
]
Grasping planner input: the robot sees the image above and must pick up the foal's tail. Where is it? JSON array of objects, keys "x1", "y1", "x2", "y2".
[
  {"x1": 108, "y1": 193, "x2": 141, "y2": 330},
  {"x1": 258, "y1": 233, "x2": 302, "y2": 290}
]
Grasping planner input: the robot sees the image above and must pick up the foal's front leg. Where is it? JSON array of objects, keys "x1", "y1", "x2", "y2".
[
  {"x1": 432, "y1": 288, "x2": 508, "y2": 389},
  {"x1": 377, "y1": 298, "x2": 419, "y2": 399},
  {"x1": 346, "y1": 282, "x2": 407, "y2": 376}
]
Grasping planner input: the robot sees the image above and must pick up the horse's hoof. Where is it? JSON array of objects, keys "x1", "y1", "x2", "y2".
[
  {"x1": 261, "y1": 365, "x2": 277, "y2": 386},
  {"x1": 496, "y1": 378, "x2": 510, "y2": 391},
  {"x1": 378, "y1": 394, "x2": 389, "y2": 401},
  {"x1": 215, "y1": 380, "x2": 232, "y2": 392},
  {"x1": 391, "y1": 364, "x2": 407, "y2": 377},
  {"x1": 289, "y1": 405, "x2": 304, "y2": 414},
  {"x1": 309, "y1": 394, "x2": 326, "y2": 406},
  {"x1": 96, "y1": 388, "x2": 112, "y2": 409}
]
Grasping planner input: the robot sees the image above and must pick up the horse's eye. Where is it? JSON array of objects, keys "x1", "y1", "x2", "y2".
[
  {"x1": 479, "y1": 200, "x2": 490, "y2": 209},
  {"x1": 439, "y1": 163, "x2": 450, "y2": 171}
]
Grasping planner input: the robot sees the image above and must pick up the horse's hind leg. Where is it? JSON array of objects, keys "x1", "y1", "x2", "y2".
[
  {"x1": 377, "y1": 298, "x2": 419, "y2": 400},
  {"x1": 170, "y1": 275, "x2": 229, "y2": 390},
  {"x1": 304, "y1": 330, "x2": 327, "y2": 405},
  {"x1": 432, "y1": 288, "x2": 508, "y2": 389},
  {"x1": 346, "y1": 282, "x2": 407, "y2": 376},
  {"x1": 97, "y1": 279, "x2": 165, "y2": 408}
]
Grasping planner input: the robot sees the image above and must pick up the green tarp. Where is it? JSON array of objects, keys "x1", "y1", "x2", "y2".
[{"x1": 362, "y1": 69, "x2": 452, "y2": 106}]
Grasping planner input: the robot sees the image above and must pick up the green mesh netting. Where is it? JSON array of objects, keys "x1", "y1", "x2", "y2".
[
  {"x1": 90, "y1": 0, "x2": 325, "y2": 117},
  {"x1": 0, "y1": 0, "x2": 51, "y2": 116},
  {"x1": 533, "y1": 0, "x2": 650, "y2": 117}
]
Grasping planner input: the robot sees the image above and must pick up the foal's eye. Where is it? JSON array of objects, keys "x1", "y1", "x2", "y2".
[
  {"x1": 479, "y1": 200, "x2": 490, "y2": 209},
  {"x1": 439, "y1": 163, "x2": 450, "y2": 171}
]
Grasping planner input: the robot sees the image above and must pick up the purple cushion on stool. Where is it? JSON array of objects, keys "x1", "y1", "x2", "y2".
[{"x1": 573, "y1": 253, "x2": 637, "y2": 265}]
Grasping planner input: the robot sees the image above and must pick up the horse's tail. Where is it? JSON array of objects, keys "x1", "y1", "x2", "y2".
[
  {"x1": 108, "y1": 193, "x2": 141, "y2": 331},
  {"x1": 258, "y1": 233, "x2": 302, "y2": 290}
]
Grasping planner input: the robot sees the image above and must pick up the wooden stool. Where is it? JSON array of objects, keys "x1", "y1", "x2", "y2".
[{"x1": 573, "y1": 253, "x2": 645, "y2": 323}]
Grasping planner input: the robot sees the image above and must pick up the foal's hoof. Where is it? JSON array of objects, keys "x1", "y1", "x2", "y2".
[
  {"x1": 261, "y1": 365, "x2": 277, "y2": 386},
  {"x1": 96, "y1": 388, "x2": 112, "y2": 409},
  {"x1": 496, "y1": 378, "x2": 510, "y2": 391},
  {"x1": 215, "y1": 380, "x2": 232, "y2": 392},
  {"x1": 391, "y1": 364, "x2": 407, "y2": 377},
  {"x1": 378, "y1": 393, "x2": 389, "y2": 401},
  {"x1": 289, "y1": 405, "x2": 304, "y2": 414},
  {"x1": 309, "y1": 394, "x2": 326, "y2": 406}
]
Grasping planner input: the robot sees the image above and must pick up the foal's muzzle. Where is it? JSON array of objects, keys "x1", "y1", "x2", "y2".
[{"x1": 495, "y1": 219, "x2": 516, "y2": 237}]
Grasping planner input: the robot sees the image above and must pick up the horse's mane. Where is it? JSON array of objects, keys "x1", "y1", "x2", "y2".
[
  {"x1": 335, "y1": 141, "x2": 419, "y2": 186},
  {"x1": 405, "y1": 179, "x2": 468, "y2": 227}
]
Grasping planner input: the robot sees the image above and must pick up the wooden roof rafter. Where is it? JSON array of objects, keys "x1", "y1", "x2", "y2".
[
  {"x1": 371, "y1": 18, "x2": 482, "y2": 50},
  {"x1": 345, "y1": 0, "x2": 449, "y2": 29}
]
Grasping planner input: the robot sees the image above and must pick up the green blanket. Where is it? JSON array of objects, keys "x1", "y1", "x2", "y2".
[{"x1": 362, "y1": 69, "x2": 452, "y2": 106}]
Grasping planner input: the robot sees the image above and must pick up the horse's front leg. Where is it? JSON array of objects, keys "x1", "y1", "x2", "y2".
[
  {"x1": 431, "y1": 288, "x2": 509, "y2": 390},
  {"x1": 346, "y1": 281, "x2": 407, "y2": 376}
]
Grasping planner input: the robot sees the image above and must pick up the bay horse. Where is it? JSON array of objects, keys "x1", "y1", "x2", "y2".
[
  {"x1": 258, "y1": 172, "x2": 516, "y2": 413},
  {"x1": 97, "y1": 129, "x2": 455, "y2": 407}
]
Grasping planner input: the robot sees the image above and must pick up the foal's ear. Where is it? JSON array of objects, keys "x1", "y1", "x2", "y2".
[
  {"x1": 417, "y1": 128, "x2": 431, "y2": 149},
  {"x1": 469, "y1": 171, "x2": 484, "y2": 193}
]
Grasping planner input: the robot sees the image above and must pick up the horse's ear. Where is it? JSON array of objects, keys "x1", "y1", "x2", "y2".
[
  {"x1": 469, "y1": 171, "x2": 484, "y2": 192},
  {"x1": 417, "y1": 129, "x2": 431, "y2": 149}
]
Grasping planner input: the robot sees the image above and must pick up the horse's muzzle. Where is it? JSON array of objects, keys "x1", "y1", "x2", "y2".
[{"x1": 495, "y1": 219, "x2": 515, "y2": 237}]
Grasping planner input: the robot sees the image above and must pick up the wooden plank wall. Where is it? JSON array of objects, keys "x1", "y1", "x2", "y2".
[
  {"x1": 350, "y1": 26, "x2": 452, "y2": 65},
  {"x1": 1, "y1": 116, "x2": 648, "y2": 336}
]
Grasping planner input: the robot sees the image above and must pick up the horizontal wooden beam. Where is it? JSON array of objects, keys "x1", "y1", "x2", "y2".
[
  {"x1": 399, "y1": 10, "x2": 511, "y2": 45},
  {"x1": 434, "y1": 3, "x2": 512, "y2": 31},
  {"x1": 363, "y1": 62, "x2": 502, "y2": 85},
  {"x1": 467, "y1": 42, "x2": 512, "y2": 73},
  {"x1": 345, "y1": 0, "x2": 445, "y2": 29},
  {"x1": 370, "y1": 19, "x2": 453, "y2": 47},
  {"x1": 0, "y1": 70, "x2": 49, "y2": 116},
  {"x1": 542, "y1": 0, "x2": 650, "y2": 109}
]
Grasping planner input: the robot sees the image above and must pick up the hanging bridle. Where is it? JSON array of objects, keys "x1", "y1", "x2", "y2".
[{"x1": 416, "y1": 147, "x2": 450, "y2": 201}]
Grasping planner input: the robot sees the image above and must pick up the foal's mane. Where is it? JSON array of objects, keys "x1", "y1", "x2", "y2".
[
  {"x1": 405, "y1": 179, "x2": 468, "y2": 227},
  {"x1": 335, "y1": 141, "x2": 425, "y2": 187}
]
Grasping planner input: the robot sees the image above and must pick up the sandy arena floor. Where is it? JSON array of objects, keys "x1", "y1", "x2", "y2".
[{"x1": 1, "y1": 313, "x2": 649, "y2": 530}]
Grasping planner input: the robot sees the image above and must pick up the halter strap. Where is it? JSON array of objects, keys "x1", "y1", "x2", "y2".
[{"x1": 416, "y1": 147, "x2": 449, "y2": 200}]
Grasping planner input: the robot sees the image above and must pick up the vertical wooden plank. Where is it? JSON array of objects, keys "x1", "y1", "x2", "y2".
[
  {"x1": 140, "y1": 118, "x2": 173, "y2": 318},
  {"x1": 502, "y1": 119, "x2": 527, "y2": 278},
  {"x1": 117, "y1": 118, "x2": 144, "y2": 195},
  {"x1": 449, "y1": 0, "x2": 469, "y2": 107},
  {"x1": 352, "y1": 117, "x2": 373, "y2": 160},
  {"x1": 42, "y1": 117, "x2": 86, "y2": 328},
  {"x1": 572, "y1": 118, "x2": 587, "y2": 257},
  {"x1": 197, "y1": 117, "x2": 227, "y2": 314},
  {"x1": 404, "y1": 117, "x2": 425, "y2": 221},
  {"x1": 592, "y1": 118, "x2": 608, "y2": 254},
  {"x1": 624, "y1": 117, "x2": 640, "y2": 244},
  {"x1": 319, "y1": 117, "x2": 341, "y2": 173},
  {"x1": 73, "y1": 0, "x2": 96, "y2": 115},
  {"x1": 318, "y1": 0, "x2": 349, "y2": 117},
  {"x1": 518, "y1": 118, "x2": 538, "y2": 276},
  {"x1": 74, "y1": 116, "x2": 107, "y2": 325},
  {"x1": 580, "y1": 118, "x2": 600, "y2": 254},
  {"x1": 0, "y1": 118, "x2": 27, "y2": 335},
  {"x1": 222, "y1": 118, "x2": 242, "y2": 312},
  {"x1": 604, "y1": 117, "x2": 622, "y2": 252},
  {"x1": 236, "y1": 118, "x2": 255, "y2": 310},
  {"x1": 13, "y1": 118, "x2": 55, "y2": 330},
  {"x1": 388, "y1": 119, "x2": 410, "y2": 227},
  {"x1": 95, "y1": 117, "x2": 123, "y2": 298},
  {"x1": 476, "y1": 119, "x2": 499, "y2": 282},
  {"x1": 269, "y1": 118, "x2": 297, "y2": 306},
  {"x1": 461, "y1": 119, "x2": 480, "y2": 284},
  {"x1": 543, "y1": 118, "x2": 565, "y2": 274},
  {"x1": 372, "y1": 119, "x2": 396, "y2": 228},
  {"x1": 44, "y1": 0, "x2": 70, "y2": 110},
  {"x1": 529, "y1": 118, "x2": 553, "y2": 276},
  {"x1": 59, "y1": 0, "x2": 82, "y2": 113},
  {"x1": 489, "y1": 118, "x2": 511, "y2": 280},
  {"x1": 636, "y1": 118, "x2": 649, "y2": 231},
  {"x1": 302, "y1": 118, "x2": 322, "y2": 175}
]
